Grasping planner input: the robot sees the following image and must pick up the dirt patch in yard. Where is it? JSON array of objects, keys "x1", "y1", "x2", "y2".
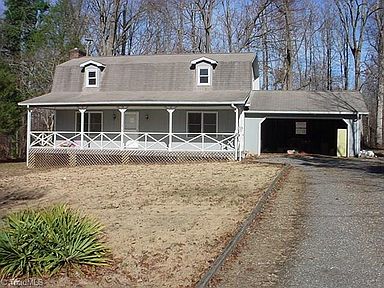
[{"x1": 0, "y1": 162, "x2": 282, "y2": 287}]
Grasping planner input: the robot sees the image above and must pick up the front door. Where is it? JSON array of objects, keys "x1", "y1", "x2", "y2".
[
  {"x1": 124, "y1": 112, "x2": 139, "y2": 147},
  {"x1": 124, "y1": 112, "x2": 139, "y2": 132}
]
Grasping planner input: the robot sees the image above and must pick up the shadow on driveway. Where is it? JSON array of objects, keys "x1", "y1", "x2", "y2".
[{"x1": 285, "y1": 155, "x2": 384, "y2": 175}]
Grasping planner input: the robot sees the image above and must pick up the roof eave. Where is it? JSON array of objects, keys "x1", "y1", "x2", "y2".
[
  {"x1": 245, "y1": 110, "x2": 369, "y2": 115},
  {"x1": 19, "y1": 100, "x2": 247, "y2": 107},
  {"x1": 79, "y1": 60, "x2": 106, "y2": 68}
]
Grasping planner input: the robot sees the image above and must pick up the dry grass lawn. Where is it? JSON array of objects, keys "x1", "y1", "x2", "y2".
[{"x1": 0, "y1": 161, "x2": 282, "y2": 287}]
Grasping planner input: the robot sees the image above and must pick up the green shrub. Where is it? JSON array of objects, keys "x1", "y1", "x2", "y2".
[{"x1": 0, "y1": 205, "x2": 109, "y2": 278}]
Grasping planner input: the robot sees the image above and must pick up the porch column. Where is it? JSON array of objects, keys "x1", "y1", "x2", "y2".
[
  {"x1": 238, "y1": 108, "x2": 245, "y2": 160},
  {"x1": 232, "y1": 105, "x2": 239, "y2": 160},
  {"x1": 167, "y1": 108, "x2": 175, "y2": 151},
  {"x1": 26, "y1": 107, "x2": 32, "y2": 167},
  {"x1": 79, "y1": 108, "x2": 86, "y2": 149},
  {"x1": 119, "y1": 108, "x2": 127, "y2": 149}
]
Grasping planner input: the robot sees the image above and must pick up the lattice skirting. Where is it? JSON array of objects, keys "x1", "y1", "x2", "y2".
[{"x1": 28, "y1": 148, "x2": 235, "y2": 168}]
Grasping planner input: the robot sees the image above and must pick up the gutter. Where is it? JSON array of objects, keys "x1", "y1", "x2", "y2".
[
  {"x1": 18, "y1": 100, "x2": 248, "y2": 107},
  {"x1": 244, "y1": 110, "x2": 369, "y2": 115}
]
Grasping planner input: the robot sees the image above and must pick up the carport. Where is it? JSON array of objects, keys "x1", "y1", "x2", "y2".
[
  {"x1": 261, "y1": 117, "x2": 348, "y2": 156},
  {"x1": 243, "y1": 91, "x2": 369, "y2": 157}
]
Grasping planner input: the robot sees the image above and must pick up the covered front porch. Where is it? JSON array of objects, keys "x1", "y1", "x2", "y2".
[{"x1": 26, "y1": 105, "x2": 245, "y2": 167}]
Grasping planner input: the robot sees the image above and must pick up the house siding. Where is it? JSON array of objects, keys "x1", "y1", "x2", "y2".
[
  {"x1": 55, "y1": 108, "x2": 235, "y2": 133},
  {"x1": 343, "y1": 118, "x2": 362, "y2": 157},
  {"x1": 56, "y1": 110, "x2": 75, "y2": 131},
  {"x1": 137, "y1": 110, "x2": 169, "y2": 132},
  {"x1": 244, "y1": 116, "x2": 264, "y2": 155}
]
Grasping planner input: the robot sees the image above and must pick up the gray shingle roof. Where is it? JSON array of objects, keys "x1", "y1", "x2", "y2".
[
  {"x1": 20, "y1": 53, "x2": 255, "y2": 106},
  {"x1": 248, "y1": 90, "x2": 368, "y2": 114}
]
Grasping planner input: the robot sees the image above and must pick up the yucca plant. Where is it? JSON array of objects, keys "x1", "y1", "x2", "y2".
[{"x1": 0, "y1": 205, "x2": 109, "y2": 278}]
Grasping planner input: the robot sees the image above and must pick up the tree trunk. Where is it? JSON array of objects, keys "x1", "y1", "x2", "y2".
[
  {"x1": 261, "y1": 10, "x2": 269, "y2": 90},
  {"x1": 195, "y1": 0, "x2": 215, "y2": 53},
  {"x1": 354, "y1": 49, "x2": 361, "y2": 90},
  {"x1": 283, "y1": 0, "x2": 293, "y2": 90},
  {"x1": 326, "y1": 21, "x2": 332, "y2": 90},
  {"x1": 176, "y1": 1, "x2": 185, "y2": 53},
  {"x1": 121, "y1": 5, "x2": 127, "y2": 55},
  {"x1": 343, "y1": 42, "x2": 349, "y2": 90},
  {"x1": 222, "y1": 0, "x2": 233, "y2": 52},
  {"x1": 377, "y1": 0, "x2": 384, "y2": 147}
]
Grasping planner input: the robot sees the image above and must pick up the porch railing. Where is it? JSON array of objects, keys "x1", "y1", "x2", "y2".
[{"x1": 29, "y1": 131, "x2": 238, "y2": 152}]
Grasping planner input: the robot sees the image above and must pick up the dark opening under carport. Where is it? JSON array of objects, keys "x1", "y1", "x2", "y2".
[{"x1": 261, "y1": 119, "x2": 347, "y2": 156}]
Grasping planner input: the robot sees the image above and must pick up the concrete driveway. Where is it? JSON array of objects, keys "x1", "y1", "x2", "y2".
[
  {"x1": 213, "y1": 155, "x2": 384, "y2": 287},
  {"x1": 276, "y1": 156, "x2": 384, "y2": 287}
]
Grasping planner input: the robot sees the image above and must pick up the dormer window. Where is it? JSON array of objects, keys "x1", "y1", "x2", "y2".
[
  {"x1": 198, "y1": 66, "x2": 211, "y2": 85},
  {"x1": 80, "y1": 60, "x2": 106, "y2": 88},
  {"x1": 190, "y1": 57, "x2": 217, "y2": 87},
  {"x1": 87, "y1": 69, "x2": 98, "y2": 87}
]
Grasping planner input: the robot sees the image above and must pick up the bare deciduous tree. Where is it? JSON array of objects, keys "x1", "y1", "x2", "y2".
[
  {"x1": 336, "y1": 0, "x2": 377, "y2": 90},
  {"x1": 375, "y1": 0, "x2": 384, "y2": 146}
]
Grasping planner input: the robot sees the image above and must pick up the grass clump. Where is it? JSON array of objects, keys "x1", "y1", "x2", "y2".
[{"x1": 0, "y1": 205, "x2": 109, "y2": 278}]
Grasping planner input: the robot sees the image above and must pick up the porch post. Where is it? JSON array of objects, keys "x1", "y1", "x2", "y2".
[
  {"x1": 238, "y1": 108, "x2": 245, "y2": 160},
  {"x1": 233, "y1": 105, "x2": 239, "y2": 160},
  {"x1": 26, "y1": 106, "x2": 32, "y2": 167},
  {"x1": 119, "y1": 108, "x2": 127, "y2": 149},
  {"x1": 167, "y1": 108, "x2": 175, "y2": 151},
  {"x1": 79, "y1": 108, "x2": 86, "y2": 149}
]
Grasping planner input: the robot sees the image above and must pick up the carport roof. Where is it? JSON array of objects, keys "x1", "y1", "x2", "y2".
[{"x1": 248, "y1": 91, "x2": 368, "y2": 114}]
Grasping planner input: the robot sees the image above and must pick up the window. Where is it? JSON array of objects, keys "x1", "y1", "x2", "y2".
[
  {"x1": 295, "y1": 121, "x2": 307, "y2": 135},
  {"x1": 86, "y1": 69, "x2": 98, "y2": 87},
  {"x1": 80, "y1": 60, "x2": 105, "y2": 88},
  {"x1": 187, "y1": 112, "x2": 217, "y2": 136},
  {"x1": 197, "y1": 65, "x2": 211, "y2": 86},
  {"x1": 199, "y1": 68, "x2": 209, "y2": 84},
  {"x1": 76, "y1": 112, "x2": 103, "y2": 132}
]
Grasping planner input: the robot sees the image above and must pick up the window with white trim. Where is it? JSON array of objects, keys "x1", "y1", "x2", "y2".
[
  {"x1": 75, "y1": 112, "x2": 103, "y2": 132},
  {"x1": 295, "y1": 121, "x2": 307, "y2": 135},
  {"x1": 197, "y1": 65, "x2": 212, "y2": 86},
  {"x1": 187, "y1": 112, "x2": 217, "y2": 136},
  {"x1": 86, "y1": 69, "x2": 98, "y2": 87}
]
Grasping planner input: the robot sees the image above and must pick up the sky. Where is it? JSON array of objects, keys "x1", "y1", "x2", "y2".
[{"x1": 0, "y1": 0, "x2": 4, "y2": 17}]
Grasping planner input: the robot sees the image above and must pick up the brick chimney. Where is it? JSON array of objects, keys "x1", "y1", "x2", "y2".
[{"x1": 69, "y1": 48, "x2": 86, "y2": 59}]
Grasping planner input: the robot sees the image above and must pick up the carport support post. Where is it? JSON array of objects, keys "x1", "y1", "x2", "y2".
[
  {"x1": 167, "y1": 108, "x2": 175, "y2": 151},
  {"x1": 79, "y1": 108, "x2": 86, "y2": 149},
  {"x1": 353, "y1": 115, "x2": 361, "y2": 155},
  {"x1": 343, "y1": 118, "x2": 360, "y2": 157},
  {"x1": 26, "y1": 106, "x2": 32, "y2": 167},
  {"x1": 119, "y1": 108, "x2": 127, "y2": 149},
  {"x1": 257, "y1": 118, "x2": 266, "y2": 156}
]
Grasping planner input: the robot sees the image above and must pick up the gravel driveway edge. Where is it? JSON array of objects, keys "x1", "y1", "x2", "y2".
[{"x1": 196, "y1": 164, "x2": 290, "y2": 288}]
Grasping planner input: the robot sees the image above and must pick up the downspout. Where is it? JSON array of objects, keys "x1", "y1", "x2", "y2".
[{"x1": 231, "y1": 104, "x2": 239, "y2": 160}]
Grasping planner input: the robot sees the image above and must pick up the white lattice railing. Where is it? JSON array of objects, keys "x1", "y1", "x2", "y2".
[{"x1": 29, "y1": 131, "x2": 238, "y2": 152}]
